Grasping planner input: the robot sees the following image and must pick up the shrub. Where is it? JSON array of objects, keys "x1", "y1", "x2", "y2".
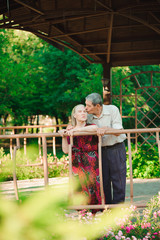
[
  {"x1": 97, "y1": 195, "x2": 160, "y2": 240},
  {"x1": 66, "y1": 195, "x2": 160, "y2": 240},
  {"x1": 0, "y1": 147, "x2": 69, "y2": 181},
  {"x1": 126, "y1": 144, "x2": 160, "y2": 179},
  {"x1": 0, "y1": 183, "x2": 125, "y2": 240}
]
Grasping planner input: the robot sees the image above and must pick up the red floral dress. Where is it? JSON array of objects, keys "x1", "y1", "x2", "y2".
[{"x1": 67, "y1": 126, "x2": 101, "y2": 205}]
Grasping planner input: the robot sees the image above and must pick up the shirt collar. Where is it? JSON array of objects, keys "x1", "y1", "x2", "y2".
[{"x1": 92, "y1": 105, "x2": 109, "y2": 119}]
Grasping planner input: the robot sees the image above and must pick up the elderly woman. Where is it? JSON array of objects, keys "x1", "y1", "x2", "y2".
[{"x1": 59, "y1": 104, "x2": 101, "y2": 205}]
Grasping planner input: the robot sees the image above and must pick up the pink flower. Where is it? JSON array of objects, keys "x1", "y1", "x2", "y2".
[
  {"x1": 126, "y1": 227, "x2": 130, "y2": 233},
  {"x1": 130, "y1": 225, "x2": 134, "y2": 229},
  {"x1": 141, "y1": 223, "x2": 151, "y2": 228},
  {"x1": 118, "y1": 230, "x2": 123, "y2": 236},
  {"x1": 153, "y1": 212, "x2": 157, "y2": 218},
  {"x1": 125, "y1": 225, "x2": 134, "y2": 233},
  {"x1": 153, "y1": 232, "x2": 158, "y2": 235}
]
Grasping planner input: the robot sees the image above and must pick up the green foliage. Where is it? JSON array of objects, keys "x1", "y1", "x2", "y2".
[
  {"x1": 126, "y1": 144, "x2": 160, "y2": 179},
  {"x1": 0, "y1": 29, "x2": 103, "y2": 125},
  {"x1": 0, "y1": 180, "x2": 159, "y2": 240},
  {"x1": 0, "y1": 182, "x2": 125, "y2": 240},
  {"x1": 1, "y1": 142, "x2": 160, "y2": 181},
  {"x1": 0, "y1": 147, "x2": 13, "y2": 181},
  {"x1": 112, "y1": 65, "x2": 160, "y2": 130},
  {"x1": 0, "y1": 147, "x2": 69, "y2": 181}
]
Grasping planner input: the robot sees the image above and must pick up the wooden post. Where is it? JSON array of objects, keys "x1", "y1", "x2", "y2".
[
  {"x1": 127, "y1": 133, "x2": 133, "y2": 204},
  {"x1": 39, "y1": 127, "x2": 42, "y2": 162},
  {"x1": 53, "y1": 137, "x2": 56, "y2": 156},
  {"x1": 13, "y1": 146, "x2": 19, "y2": 201},
  {"x1": 68, "y1": 136, "x2": 73, "y2": 200},
  {"x1": 10, "y1": 129, "x2": 14, "y2": 159},
  {"x1": 98, "y1": 136, "x2": 105, "y2": 206},
  {"x1": 42, "y1": 136, "x2": 48, "y2": 186},
  {"x1": 102, "y1": 63, "x2": 112, "y2": 105},
  {"x1": 16, "y1": 138, "x2": 20, "y2": 148},
  {"x1": 156, "y1": 132, "x2": 160, "y2": 164},
  {"x1": 24, "y1": 128, "x2": 28, "y2": 156}
]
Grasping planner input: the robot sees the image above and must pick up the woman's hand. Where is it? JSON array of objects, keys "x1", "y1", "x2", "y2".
[
  {"x1": 66, "y1": 129, "x2": 75, "y2": 136},
  {"x1": 66, "y1": 124, "x2": 74, "y2": 131},
  {"x1": 58, "y1": 129, "x2": 67, "y2": 137}
]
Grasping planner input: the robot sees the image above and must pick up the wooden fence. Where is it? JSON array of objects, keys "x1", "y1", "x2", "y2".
[
  {"x1": 0, "y1": 124, "x2": 67, "y2": 158},
  {"x1": 0, "y1": 127, "x2": 160, "y2": 209}
]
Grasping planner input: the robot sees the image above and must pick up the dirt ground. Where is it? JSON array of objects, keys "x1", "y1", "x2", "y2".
[{"x1": 1, "y1": 177, "x2": 160, "y2": 206}]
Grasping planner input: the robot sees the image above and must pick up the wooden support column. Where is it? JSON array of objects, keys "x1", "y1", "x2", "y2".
[
  {"x1": 127, "y1": 133, "x2": 133, "y2": 204},
  {"x1": 24, "y1": 128, "x2": 28, "y2": 156},
  {"x1": 10, "y1": 129, "x2": 14, "y2": 159},
  {"x1": 156, "y1": 132, "x2": 160, "y2": 164},
  {"x1": 102, "y1": 63, "x2": 112, "y2": 105},
  {"x1": 98, "y1": 136, "x2": 105, "y2": 206},
  {"x1": 13, "y1": 146, "x2": 19, "y2": 201},
  {"x1": 42, "y1": 136, "x2": 48, "y2": 186},
  {"x1": 39, "y1": 127, "x2": 42, "y2": 161},
  {"x1": 68, "y1": 136, "x2": 73, "y2": 201}
]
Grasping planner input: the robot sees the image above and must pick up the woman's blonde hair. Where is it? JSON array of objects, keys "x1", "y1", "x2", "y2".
[{"x1": 71, "y1": 104, "x2": 85, "y2": 126}]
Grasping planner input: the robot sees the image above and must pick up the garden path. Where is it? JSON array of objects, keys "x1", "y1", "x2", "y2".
[{"x1": 0, "y1": 178, "x2": 160, "y2": 206}]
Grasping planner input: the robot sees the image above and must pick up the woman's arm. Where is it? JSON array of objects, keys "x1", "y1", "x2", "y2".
[
  {"x1": 76, "y1": 124, "x2": 98, "y2": 132},
  {"x1": 61, "y1": 136, "x2": 69, "y2": 154},
  {"x1": 58, "y1": 129, "x2": 69, "y2": 154},
  {"x1": 67, "y1": 124, "x2": 98, "y2": 135}
]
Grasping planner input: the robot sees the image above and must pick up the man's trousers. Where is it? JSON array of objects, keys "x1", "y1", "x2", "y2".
[{"x1": 102, "y1": 142, "x2": 126, "y2": 204}]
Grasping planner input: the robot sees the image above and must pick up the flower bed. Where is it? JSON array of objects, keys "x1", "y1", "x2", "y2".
[{"x1": 66, "y1": 195, "x2": 160, "y2": 240}]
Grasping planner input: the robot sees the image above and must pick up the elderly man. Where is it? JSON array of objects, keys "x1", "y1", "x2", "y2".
[{"x1": 85, "y1": 93, "x2": 126, "y2": 204}]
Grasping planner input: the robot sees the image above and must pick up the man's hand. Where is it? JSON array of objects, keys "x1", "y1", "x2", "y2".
[
  {"x1": 97, "y1": 127, "x2": 107, "y2": 136},
  {"x1": 97, "y1": 126, "x2": 121, "y2": 136}
]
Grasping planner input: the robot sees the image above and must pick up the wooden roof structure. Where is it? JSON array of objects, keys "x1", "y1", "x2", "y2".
[{"x1": 0, "y1": 0, "x2": 160, "y2": 67}]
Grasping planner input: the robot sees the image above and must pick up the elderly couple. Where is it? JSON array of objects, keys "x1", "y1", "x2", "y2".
[{"x1": 59, "y1": 93, "x2": 126, "y2": 206}]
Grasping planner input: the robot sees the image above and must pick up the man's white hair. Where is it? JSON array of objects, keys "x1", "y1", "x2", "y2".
[{"x1": 86, "y1": 93, "x2": 103, "y2": 106}]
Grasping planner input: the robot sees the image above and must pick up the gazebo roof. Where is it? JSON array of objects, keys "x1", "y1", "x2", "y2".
[{"x1": 1, "y1": 0, "x2": 160, "y2": 66}]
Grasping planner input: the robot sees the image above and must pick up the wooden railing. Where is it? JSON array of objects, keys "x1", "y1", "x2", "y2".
[
  {"x1": 0, "y1": 124, "x2": 67, "y2": 158},
  {"x1": 0, "y1": 127, "x2": 160, "y2": 208}
]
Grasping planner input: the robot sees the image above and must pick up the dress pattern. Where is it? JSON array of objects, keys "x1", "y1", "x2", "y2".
[{"x1": 67, "y1": 130, "x2": 101, "y2": 205}]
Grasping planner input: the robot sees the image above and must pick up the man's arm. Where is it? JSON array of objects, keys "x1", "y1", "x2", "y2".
[{"x1": 97, "y1": 126, "x2": 121, "y2": 136}]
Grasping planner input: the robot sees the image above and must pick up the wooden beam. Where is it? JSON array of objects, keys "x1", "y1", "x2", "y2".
[
  {"x1": 112, "y1": 57, "x2": 160, "y2": 67},
  {"x1": 50, "y1": 26, "x2": 108, "y2": 38},
  {"x1": 149, "y1": 12, "x2": 160, "y2": 24},
  {"x1": 83, "y1": 41, "x2": 108, "y2": 47},
  {"x1": 107, "y1": 13, "x2": 114, "y2": 63},
  {"x1": 118, "y1": 12, "x2": 160, "y2": 35},
  {"x1": 33, "y1": 30, "x2": 94, "y2": 63},
  {"x1": 82, "y1": 36, "x2": 160, "y2": 48},
  {"x1": 82, "y1": 48, "x2": 160, "y2": 55},
  {"x1": 43, "y1": 9, "x2": 107, "y2": 20},
  {"x1": 96, "y1": 0, "x2": 114, "y2": 12},
  {"x1": 117, "y1": 2, "x2": 159, "y2": 12},
  {"x1": 14, "y1": 0, "x2": 44, "y2": 15},
  {"x1": 94, "y1": 1, "x2": 160, "y2": 35},
  {"x1": 51, "y1": 25, "x2": 102, "y2": 62}
]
